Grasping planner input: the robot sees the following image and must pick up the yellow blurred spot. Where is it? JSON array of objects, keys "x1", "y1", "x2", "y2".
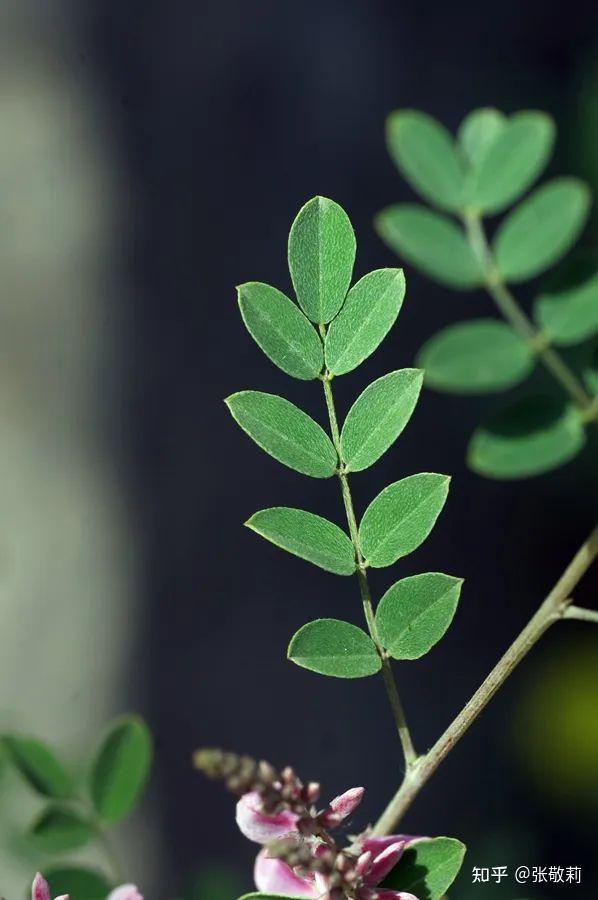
[{"x1": 513, "y1": 636, "x2": 598, "y2": 808}]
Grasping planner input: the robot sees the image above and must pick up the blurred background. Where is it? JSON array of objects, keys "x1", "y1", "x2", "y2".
[{"x1": 0, "y1": 1, "x2": 597, "y2": 897}]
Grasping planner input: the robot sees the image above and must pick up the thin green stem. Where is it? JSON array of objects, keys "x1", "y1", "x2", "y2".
[
  {"x1": 71, "y1": 794, "x2": 124, "y2": 883},
  {"x1": 94, "y1": 824, "x2": 125, "y2": 884},
  {"x1": 319, "y1": 340, "x2": 417, "y2": 770},
  {"x1": 564, "y1": 604, "x2": 598, "y2": 624},
  {"x1": 464, "y1": 213, "x2": 594, "y2": 412},
  {"x1": 371, "y1": 526, "x2": 598, "y2": 835}
]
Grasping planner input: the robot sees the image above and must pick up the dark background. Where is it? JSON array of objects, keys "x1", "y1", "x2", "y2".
[{"x1": 85, "y1": 1, "x2": 598, "y2": 895}]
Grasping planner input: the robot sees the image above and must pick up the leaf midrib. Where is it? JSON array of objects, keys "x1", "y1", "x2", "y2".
[
  {"x1": 241, "y1": 405, "x2": 334, "y2": 471},
  {"x1": 345, "y1": 376, "x2": 417, "y2": 468},
  {"x1": 252, "y1": 301, "x2": 319, "y2": 373},
  {"x1": 365, "y1": 479, "x2": 445, "y2": 562},
  {"x1": 330, "y1": 275, "x2": 398, "y2": 370},
  {"x1": 385, "y1": 582, "x2": 459, "y2": 651}
]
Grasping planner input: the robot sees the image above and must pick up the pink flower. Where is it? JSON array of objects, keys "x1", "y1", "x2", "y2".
[
  {"x1": 32, "y1": 873, "x2": 69, "y2": 900},
  {"x1": 32, "y1": 874, "x2": 143, "y2": 900},
  {"x1": 236, "y1": 785, "x2": 421, "y2": 899},
  {"x1": 107, "y1": 887, "x2": 144, "y2": 900}
]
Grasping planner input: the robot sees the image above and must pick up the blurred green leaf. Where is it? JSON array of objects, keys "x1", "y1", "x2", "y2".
[
  {"x1": 584, "y1": 341, "x2": 598, "y2": 395},
  {"x1": 186, "y1": 864, "x2": 245, "y2": 900},
  {"x1": 494, "y1": 178, "x2": 591, "y2": 283},
  {"x1": 359, "y1": 473, "x2": 450, "y2": 568},
  {"x1": 239, "y1": 896, "x2": 305, "y2": 899},
  {"x1": 340, "y1": 369, "x2": 423, "y2": 472},
  {"x1": 1, "y1": 736, "x2": 72, "y2": 799},
  {"x1": 386, "y1": 110, "x2": 466, "y2": 211},
  {"x1": 226, "y1": 391, "x2": 337, "y2": 478},
  {"x1": 469, "y1": 111, "x2": 554, "y2": 214},
  {"x1": 44, "y1": 868, "x2": 112, "y2": 900},
  {"x1": 383, "y1": 837, "x2": 466, "y2": 900},
  {"x1": 376, "y1": 573, "x2": 463, "y2": 660},
  {"x1": 468, "y1": 396, "x2": 586, "y2": 479},
  {"x1": 238, "y1": 282, "x2": 323, "y2": 380},
  {"x1": 458, "y1": 107, "x2": 506, "y2": 168},
  {"x1": 417, "y1": 319, "x2": 534, "y2": 393},
  {"x1": 325, "y1": 268, "x2": 405, "y2": 375},
  {"x1": 288, "y1": 618, "x2": 381, "y2": 678},
  {"x1": 288, "y1": 196, "x2": 355, "y2": 324},
  {"x1": 534, "y1": 255, "x2": 598, "y2": 345},
  {"x1": 246, "y1": 507, "x2": 355, "y2": 575},
  {"x1": 91, "y1": 715, "x2": 152, "y2": 824},
  {"x1": 28, "y1": 805, "x2": 93, "y2": 854},
  {"x1": 376, "y1": 205, "x2": 484, "y2": 289}
]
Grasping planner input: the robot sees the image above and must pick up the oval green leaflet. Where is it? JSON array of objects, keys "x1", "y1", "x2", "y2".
[
  {"x1": 28, "y1": 805, "x2": 94, "y2": 854},
  {"x1": 382, "y1": 836, "x2": 466, "y2": 900},
  {"x1": 359, "y1": 473, "x2": 450, "y2": 568},
  {"x1": 238, "y1": 282, "x2": 323, "y2": 379},
  {"x1": 226, "y1": 391, "x2": 337, "y2": 478},
  {"x1": 288, "y1": 196, "x2": 356, "y2": 324},
  {"x1": 288, "y1": 618, "x2": 381, "y2": 678},
  {"x1": 375, "y1": 204, "x2": 484, "y2": 289},
  {"x1": 386, "y1": 110, "x2": 466, "y2": 211},
  {"x1": 325, "y1": 268, "x2": 405, "y2": 375},
  {"x1": 493, "y1": 178, "x2": 591, "y2": 283},
  {"x1": 246, "y1": 507, "x2": 355, "y2": 575},
  {"x1": 376, "y1": 573, "x2": 463, "y2": 660},
  {"x1": 468, "y1": 395, "x2": 586, "y2": 479},
  {"x1": 45, "y1": 868, "x2": 113, "y2": 900},
  {"x1": 467, "y1": 110, "x2": 555, "y2": 214},
  {"x1": 90, "y1": 715, "x2": 152, "y2": 824},
  {"x1": 534, "y1": 255, "x2": 598, "y2": 346},
  {"x1": 458, "y1": 107, "x2": 506, "y2": 168},
  {"x1": 417, "y1": 319, "x2": 534, "y2": 394},
  {"x1": 1, "y1": 735, "x2": 73, "y2": 798},
  {"x1": 340, "y1": 369, "x2": 423, "y2": 472}
]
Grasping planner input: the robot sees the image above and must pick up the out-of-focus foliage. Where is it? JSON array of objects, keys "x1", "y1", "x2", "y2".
[{"x1": 377, "y1": 108, "x2": 597, "y2": 479}]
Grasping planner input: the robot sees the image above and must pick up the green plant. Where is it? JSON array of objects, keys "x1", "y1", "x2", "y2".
[
  {"x1": 1, "y1": 715, "x2": 151, "y2": 894},
  {"x1": 375, "y1": 108, "x2": 598, "y2": 479},
  {"x1": 218, "y1": 196, "x2": 598, "y2": 899}
]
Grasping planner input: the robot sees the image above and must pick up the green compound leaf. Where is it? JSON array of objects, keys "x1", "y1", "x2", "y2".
[
  {"x1": 226, "y1": 391, "x2": 337, "y2": 478},
  {"x1": 458, "y1": 108, "x2": 506, "y2": 168},
  {"x1": 386, "y1": 110, "x2": 466, "y2": 211},
  {"x1": 340, "y1": 369, "x2": 423, "y2": 472},
  {"x1": 91, "y1": 715, "x2": 152, "y2": 824},
  {"x1": 376, "y1": 573, "x2": 463, "y2": 660},
  {"x1": 383, "y1": 836, "x2": 466, "y2": 900},
  {"x1": 288, "y1": 619, "x2": 381, "y2": 678},
  {"x1": 468, "y1": 396, "x2": 586, "y2": 479},
  {"x1": 325, "y1": 268, "x2": 405, "y2": 375},
  {"x1": 359, "y1": 473, "x2": 450, "y2": 568},
  {"x1": 45, "y1": 868, "x2": 113, "y2": 900},
  {"x1": 288, "y1": 196, "x2": 356, "y2": 324},
  {"x1": 1, "y1": 736, "x2": 73, "y2": 798},
  {"x1": 246, "y1": 507, "x2": 355, "y2": 575},
  {"x1": 375, "y1": 205, "x2": 484, "y2": 290},
  {"x1": 28, "y1": 805, "x2": 94, "y2": 853},
  {"x1": 417, "y1": 319, "x2": 534, "y2": 394},
  {"x1": 469, "y1": 111, "x2": 555, "y2": 214},
  {"x1": 534, "y1": 255, "x2": 598, "y2": 345},
  {"x1": 238, "y1": 282, "x2": 323, "y2": 380},
  {"x1": 494, "y1": 178, "x2": 591, "y2": 283}
]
